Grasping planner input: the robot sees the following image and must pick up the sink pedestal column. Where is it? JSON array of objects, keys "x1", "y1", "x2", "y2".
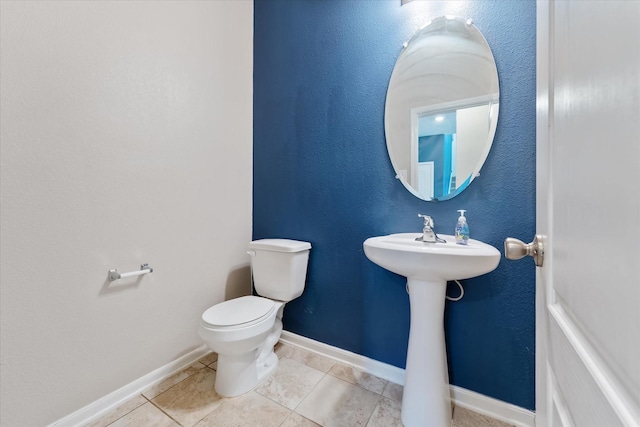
[{"x1": 402, "y1": 278, "x2": 452, "y2": 427}]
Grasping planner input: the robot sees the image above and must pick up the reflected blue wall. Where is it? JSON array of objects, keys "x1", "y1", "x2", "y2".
[{"x1": 254, "y1": 0, "x2": 536, "y2": 410}]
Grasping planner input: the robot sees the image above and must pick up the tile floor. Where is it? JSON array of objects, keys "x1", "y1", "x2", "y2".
[{"x1": 84, "y1": 343, "x2": 515, "y2": 427}]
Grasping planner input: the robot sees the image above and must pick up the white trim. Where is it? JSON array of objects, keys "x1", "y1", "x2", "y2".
[
  {"x1": 411, "y1": 94, "x2": 500, "y2": 119},
  {"x1": 410, "y1": 108, "x2": 419, "y2": 188},
  {"x1": 535, "y1": 2, "x2": 552, "y2": 426},
  {"x1": 50, "y1": 334, "x2": 536, "y2": 427},
  {"x1": 451, "y1": 385, "x2": 536, "y2": 427},
  {"x1": 549, "y1": 303, "x2": 640, "y2": 425},
  {"x1": 281, "y1": 331, "x2": 535, "y2": 427},
  {"x1": 279, "y1": 331, "x2": 406, "y2": 385},
  {"x1": 48, "y1": 345, "x2": 210, "y2": 427}
]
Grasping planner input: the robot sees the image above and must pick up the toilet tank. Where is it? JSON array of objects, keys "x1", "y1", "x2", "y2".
[{"x1": 248, "y1": 239, "x2": 311, "y2": 302}]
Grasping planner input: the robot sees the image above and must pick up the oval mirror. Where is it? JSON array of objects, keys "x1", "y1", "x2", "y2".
[{"x1": 385, "y1": 16, "x2": 499, "y2": 201}]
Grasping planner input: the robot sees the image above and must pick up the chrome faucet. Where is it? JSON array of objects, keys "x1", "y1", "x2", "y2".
[{"x1": 416, "y1": 214, "x2": 444, "y2": 243}]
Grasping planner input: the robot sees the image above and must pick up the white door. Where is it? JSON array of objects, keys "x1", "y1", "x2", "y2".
[
  {"x1": 417, "y1": 161, "x2": 434, "y2": 200},
  {"x1": 535, "y1": 1, "x2": 640, "y2": 426}
]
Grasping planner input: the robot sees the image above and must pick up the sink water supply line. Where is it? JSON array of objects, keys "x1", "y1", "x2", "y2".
[
  {"x1": 446, "y1": 280, "x2": 465, "y2": 301},
  {"x1": 405, "y1": 279, "x2": 465, "y2": 301}
]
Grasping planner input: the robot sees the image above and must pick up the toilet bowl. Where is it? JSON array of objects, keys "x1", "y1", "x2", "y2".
[
  {"x1": 198, "y1": 239, "x2": 311, "y2": 397},
  {"x1": 199, "y1": 296, "x2": 284, "y2": 396}
]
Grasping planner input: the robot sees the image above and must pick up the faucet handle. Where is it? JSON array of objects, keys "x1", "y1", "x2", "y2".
[{"x1": 418, "y1": 214, "x2": 434, "y2": 228}]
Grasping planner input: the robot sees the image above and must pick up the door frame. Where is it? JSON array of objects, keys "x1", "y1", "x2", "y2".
[{"x1": 535, "y1": 1, "x2": 551, "y2": 425}]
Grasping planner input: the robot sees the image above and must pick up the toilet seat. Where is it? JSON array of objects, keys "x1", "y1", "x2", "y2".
[{"x1": 202, "y1": 296, "x2": 275, "y2": 330}]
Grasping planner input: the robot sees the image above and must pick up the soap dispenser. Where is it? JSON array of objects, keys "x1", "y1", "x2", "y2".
[{"x1": 455, "y1": 210, "x2": 469, "y2": 245}]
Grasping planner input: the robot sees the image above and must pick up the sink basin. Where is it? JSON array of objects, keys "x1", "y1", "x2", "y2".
[
  {"x1": 363, "y1": 233, "x2": 500, "y2": 427},
  {"x1": 364, "y1": 233, "x2": 500, "y2": 281}
]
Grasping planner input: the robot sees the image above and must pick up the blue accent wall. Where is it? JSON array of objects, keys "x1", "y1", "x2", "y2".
[{"x1": 254, "y1": 0, "x2": 536, "y2": 410}]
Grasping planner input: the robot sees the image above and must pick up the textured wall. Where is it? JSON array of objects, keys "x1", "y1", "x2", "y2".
[
  {"x1": 0, "y1": 2, "x2": 253, "y2": 425},
  {"x1": 254, "y1": 0, "x2": 536, "y2": 409}
]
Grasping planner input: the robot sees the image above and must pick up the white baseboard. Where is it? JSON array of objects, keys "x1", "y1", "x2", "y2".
[
  {"x1": 50, "y1": 333, "x2": 535, "y2": 427},
  {"x1": 450, "y1": 385, "x2": 536, "y2": 427},
  {"x1": 280, "y1": 331, "x2": 535, "y2": 427},
  {"x1": 48, "y1": 345, "x2": 210, "y2": 427},
  {"x1": 279, "y1": 330, "x2": 406, "y2": 385}
]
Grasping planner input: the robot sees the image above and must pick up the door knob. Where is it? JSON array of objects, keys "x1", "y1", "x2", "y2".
[{"x1": 504, "y1": 234, "x2": 545, "y2": 267}]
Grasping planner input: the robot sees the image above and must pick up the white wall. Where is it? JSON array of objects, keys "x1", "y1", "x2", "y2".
[
  {"x1": 0, "y1": 1, "x2": 253, "y2": 425},
  {"x1": 456, "y1": 104, "x2": 490, "y2": 183}
]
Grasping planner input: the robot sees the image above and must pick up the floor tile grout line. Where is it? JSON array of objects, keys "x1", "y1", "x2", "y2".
[
  {"x1": 188, "y1": 365, "x2": 222, "y2": 427},
  {"x1": 101, "y1": 395, "x2": 148, "y2": 427},
  {"x1": 144, "y1": 364, "x2": 215, "y2": 403},
  {"x1": 95, "y1": 346, "x2": 511, "y2": 427},
  {"x1": 278, "y1": 342, "x2": 389, "y2": 397},
  {"x1": 146, "y1": 397, "x2": 185, "y2": 427},
  {"x1": 278, "y1": 411, "x2": 319, "y2": 427},
  {"x1": 363, "y1": 393, "x2": 385, "y2": 427},
  {"x1": 293, "y1": 373, "x2": 385, "y2": 426},
  {"x1": 252, "y1": 355, "x2": 327, "y2": 414},
  {"x1": 325, "y1": 364, "x2": 388, "y2": 397},
  {"x1": 143, "y1": 358, "x2": 212, "y2": 401},
  {"x1": 277, "y1": 345, "x2": 392, "y2": 423},
  {"x1": 190, "y1": 395, "x2": 233, "y2": 427},
  {"x1": 250, "y1": 392, "x2": 298, "y2": 427},
  {"x1": 289, "y1": 367, "x2": 328, "y2": 414},
  {"x1": 147, "y1": 365, "x2": 219, "y2": 427}
]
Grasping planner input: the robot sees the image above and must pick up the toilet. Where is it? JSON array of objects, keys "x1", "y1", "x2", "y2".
[{"x1": 198, "y1": 238, "x2": 311, "y2": 397}]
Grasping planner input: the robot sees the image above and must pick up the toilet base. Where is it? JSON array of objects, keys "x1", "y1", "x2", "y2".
[
  {"x1": 215, "y1": 349, "x2": 278, "y2": 397},
  {"x1": 201, "y1": 303, "x2": 286, "y2": 397}
]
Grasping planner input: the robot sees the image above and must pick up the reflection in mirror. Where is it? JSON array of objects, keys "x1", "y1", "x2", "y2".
[{"x1": 385, "y1": 16, "x2": 499, "y2": 201}]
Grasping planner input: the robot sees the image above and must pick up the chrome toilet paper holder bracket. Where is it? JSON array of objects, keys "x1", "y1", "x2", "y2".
[{"x1": 108, "y1": 263, "x2": 153, "y2": 281}]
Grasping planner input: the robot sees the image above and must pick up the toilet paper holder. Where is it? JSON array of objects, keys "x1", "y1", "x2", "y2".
[{"x1": 109, "y1": 263, "x2": 153, "y2": 281}]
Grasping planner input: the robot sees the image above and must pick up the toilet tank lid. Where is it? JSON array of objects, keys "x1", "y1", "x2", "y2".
[{"x1": 249, "y1": 239, "x2": 311, "y2": 252}]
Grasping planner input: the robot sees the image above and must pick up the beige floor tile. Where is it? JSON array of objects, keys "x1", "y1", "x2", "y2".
[
  {"x1": 280, "y1": 412, "x2": 321, "y2": 427},
  {"x1": 328, "y1": 362, "x2": 387, "y2": 394},
  {"x1": 366, "y1": 397, "x2": 403, "y2": 427},
  {"x1": 143, "y1": 362, "x2": 207, "y2": 399},
  {"x1": 452, "y1": 406, "x2": 515, "y2": 427},
  {"x1": 83, "y1": 395, "x2": 147, "y2": 427},
  {"x1": 198, "y1": 352, "x2": 218, "y2": 367},
  {"x1": 84, "y1": 344, "x2": 514, "y2": 427},
  {"x1": 152, "y1": 367, "x2": 223, "y2": 427},
  {"x1": 195, "y1": 391, "x2": 290, "y2": 427},
  {"x1": 382, "y1": 381, "x2": 403, "y2": 403},
  {"x1": 273, "y1": 341, "x2": 288, "y2": 356},
  {"x1": 255, "y1": 357, "x2": 325, "y2": 410},
  {"x1": 295, "y1": 375, "x2": 381, "y2": 427},
  {"x1": 275, "y1": 342, "x2": 335, "y2": 373},
  {"x1": 108, "y1": 402, "x2": 179, "y2": 427}
]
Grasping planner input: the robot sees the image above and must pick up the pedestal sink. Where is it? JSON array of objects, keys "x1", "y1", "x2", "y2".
[{"x1": 363, "y1": 233, "x2": 500, "y2": 427}]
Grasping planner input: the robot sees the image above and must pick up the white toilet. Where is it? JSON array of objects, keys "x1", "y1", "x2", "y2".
[{"x1": 198, "y1": 238, "x2": 311, "y2": 397}]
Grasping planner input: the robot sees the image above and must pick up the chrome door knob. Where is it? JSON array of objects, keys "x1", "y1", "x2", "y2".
[{"x1": 504, "y1": 234, "x2": 545, "y2": 267}]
